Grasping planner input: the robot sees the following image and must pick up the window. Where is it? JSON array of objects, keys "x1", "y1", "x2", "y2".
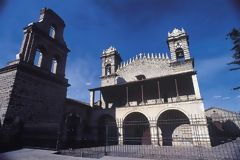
[
  {"x1": 105, "y1": 64, "x2": 111, "y2": 76},
  {"x1": 175, "y1": 48, "x2": 185, "y2": 62},
  {"x1": 136, "y1": 75, "x2": 146, "y2": 80},
  {"x1": 51, "y1": 58, "x2": 58, "y2": 74},
  {"x1": 34, "y1": 50, "x2": 43, "y2": 67},
  {"x1": 49, "y1": 26, "x2": 56, "y2": 38}
]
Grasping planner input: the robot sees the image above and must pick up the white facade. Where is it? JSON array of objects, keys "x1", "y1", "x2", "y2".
[{"x1": 89, "y1": 28, "x2": 211, "y2": 147}]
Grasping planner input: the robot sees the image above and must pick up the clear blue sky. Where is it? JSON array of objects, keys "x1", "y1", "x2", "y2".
[{"x1": 0, "y1": 0, "x2": 239, "y2": 111}]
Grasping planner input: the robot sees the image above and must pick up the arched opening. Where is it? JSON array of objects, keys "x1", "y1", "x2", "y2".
[
  {"x1": 157, "y1": 110, "x2": 192, "y2": 146},
  {"x1": 175, "y1": 48, "x2": 185, "y2": 62},
  {"x1": 105, "y1": 64, "x2": 111, "y2": 76},
  {"x1": 51, "y1": 57, "x2": 58, "y2": 74},
  {"x1": 64, "y1": 112, "x2": 80, "y2": 149},
  {"x1": 123, "y1": 112, "x2": 151, "y2": 145},
  {"x1": 98, "y1": 115, "x2": 118, "y2": 146},
  {"x1": 49, "y1": 26, "x2": 56, "y2": 38},
  {"x1": 34, "y1": 49, "x2": 43, "y2": 67}
]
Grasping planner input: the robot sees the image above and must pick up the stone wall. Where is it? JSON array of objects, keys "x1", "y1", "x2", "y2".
[
  {"x1": 62, "y1": 99, "x2": 92, "y2": 148},
  {"x1": 116, "y1": 58, "x2": 194, "y2": 84},
  {"x1": 0, "y1": 67, "x2": 17, "y2": 125},
  {"x1": 0, "y1": 62, "x2": 68, "y2": 147},
  {"x1": 5, "y1": 66, "x2": 67, "y2": 125}
]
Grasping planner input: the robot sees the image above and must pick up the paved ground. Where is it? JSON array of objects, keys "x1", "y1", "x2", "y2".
[{"x1": 0, "y1": 148, "x2": 148, "y2": 160}]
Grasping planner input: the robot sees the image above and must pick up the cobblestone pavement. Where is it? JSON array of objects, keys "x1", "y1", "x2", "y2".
[{"x1": 0, "y1": 148, "x2": 149, "y2": 160}]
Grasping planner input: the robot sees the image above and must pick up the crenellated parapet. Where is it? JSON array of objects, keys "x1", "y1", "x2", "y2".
[
  {"x1": 115, "y1": 54, "x2": 194, "y2": 83},
  {"x1": 118, "y1": 52, "x2": 169, "y2": 69}
]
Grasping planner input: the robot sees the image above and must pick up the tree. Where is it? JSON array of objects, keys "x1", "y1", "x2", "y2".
[{"x1": 228, "y1": 28, "x2": 240, "y2": 90}]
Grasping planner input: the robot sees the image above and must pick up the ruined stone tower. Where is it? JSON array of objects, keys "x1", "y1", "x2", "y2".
[{"x1": 0, "y1": 8, "x2": 69, "y2": 147}]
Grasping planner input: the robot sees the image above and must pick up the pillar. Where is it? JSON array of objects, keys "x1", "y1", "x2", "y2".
[
  {"x1": 140, "y1": 84, "x2": 145, "y2": 105},
  {"x1": 90, "y1": 90, "x2": 95, "y2": 107},
  {"x1": 117, "y1": 122, "x2": 123, "y2": 145},
  {"x1": 157, "y1": 81, "x2": 162, "y2": 103},
  {"x1": 190, "y1": 115, "x2": 211, "y2": 147},
  {"x1": 192, "y1": 74, "x2": 201, "y2": 99},
  {"x1": 150, "y1": 122, "x2": 158, "y2": 146},
  {"x1": 100, "y1": 92, "x2": 107, "y2": 109},
  {"x1": 174, "y1": 78, "x2": 180, "y2": 101},
  {"x1": 126, "y1": 86, "x2": 129, "y2": 106}
]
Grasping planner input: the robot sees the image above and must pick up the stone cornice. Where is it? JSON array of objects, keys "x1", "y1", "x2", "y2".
[{"x1": 0, "y1": 62, "x2": 70, "y2": 87}]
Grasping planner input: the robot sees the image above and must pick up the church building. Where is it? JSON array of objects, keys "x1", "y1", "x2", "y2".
[
  {"x1": 0, "y1": 8, "x2": 216, "y2": 150},
  {"x1": 89, "y1": 28, "x2": 210, "y2": 146}
]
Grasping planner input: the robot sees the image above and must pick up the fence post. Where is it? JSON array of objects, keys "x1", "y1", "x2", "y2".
[{"x1": 105, "y1": 124, "x2": 108, "y2": 156}]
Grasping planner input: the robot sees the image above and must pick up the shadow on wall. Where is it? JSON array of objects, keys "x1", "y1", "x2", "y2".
[
  {"x1": 0, "y1": 117, "x2": 24, "y2": 152},
  {"x1": 207, "y1": 117, "x2": 240, "y2": 146}
]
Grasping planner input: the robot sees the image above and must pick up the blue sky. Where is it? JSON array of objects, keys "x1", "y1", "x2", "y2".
[{"x1": 0, "y1": 0, "x2": 239, "y2": 111}]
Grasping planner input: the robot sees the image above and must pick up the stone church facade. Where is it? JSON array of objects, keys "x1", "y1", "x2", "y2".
[
  {"x1": 0, "y1": 8, "x2": 214, "y2": 149},
  {"x1": 89, "y1": 28, "x2": 210, "y2": 146}
]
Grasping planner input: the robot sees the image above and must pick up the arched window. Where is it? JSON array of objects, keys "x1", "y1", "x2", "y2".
[
  {"x1": 175, "y1": 48, "x2": 185, "y2": 62},
  {"x1": 51, "y1": 57, "x2": 58, "y2": 74},
  {"x1": 34, "y1": 49, "x2": 43, "y2": 67},
  {"x1": 49, "y1": 26, "x2": 56, "y2": 38},
  {"x1": 105, "y1": 64, "x2": 111, "y2": 76}
]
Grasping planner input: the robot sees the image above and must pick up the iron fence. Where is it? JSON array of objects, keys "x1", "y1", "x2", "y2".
[{"x1": 60, "y1": 113, "x2": 240, "y2": 159}]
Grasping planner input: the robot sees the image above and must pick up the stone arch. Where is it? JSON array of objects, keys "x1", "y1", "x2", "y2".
[
  {"x1": 105, "y1": 64, "x2": 111, "y2": 76},
  {"x1": 123, "y1": 112, "x2": 151, "y2": 145},
  {"x1": 175, "y1": 47, "x2": 185, "y2": 61},
  {"x1": 49, "y1": 25, "x2": 56, "y2": 38},
  {"x1": 157, "y1": 109, "x2": 193, "y2": 146},
  {"x1": 98, "y1": 115, "x2": 118, "y2": 146},
  {"x1": 155, "y1": 107, "x2": 190, "y2": 120},
  {"x1": 122, "y1": 110, "x2": 150, "y2": 123},
  {"x1": 34, "y1": 46, "x2": 46, "y2": 67},
  {"x1": 50, "y1": 55, "x2": 61, "y2": 74}
]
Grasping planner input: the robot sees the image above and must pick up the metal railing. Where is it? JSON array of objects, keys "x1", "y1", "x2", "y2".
[{"x1": 60, "y1": 113, "x2": 240, "y2": 159}]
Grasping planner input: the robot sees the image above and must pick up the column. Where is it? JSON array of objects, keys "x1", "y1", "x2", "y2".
[
  {"x1": 117, "y1": 121, "x2": 123, "y2": 145},
  {"x1": 126, "y1": 86, "x2": 129, "y2": 106},
  {"x1": 157, "y1": 81, "x2": 162, "y2": 103},
  {"x1": 100, "y1": 93, "x2": 107, "y2": 109},
  {"x1": 150, "y1": 122, "x2": 158, "y2": 146},
  {"x1": 174, "y1": 78, "x2": 180, "y2": 101},
  {"x1": 190, "y1": 115, "x2": 211, "y2": 147},
  {"x1": 90, "y1": 90, "x2": 95, "y2": 107},
  {"x1": 140, "y1": 84, "x2": 145, "y2": 105},
  {"x1": 192, "y1": 74, "x2": 201, "y2": 99},
  {"x1": 99, "y1": 92, "x2": 102, "y2": 108}
]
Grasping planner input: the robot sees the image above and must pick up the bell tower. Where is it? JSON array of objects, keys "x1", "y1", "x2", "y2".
[
  {"x1": 167, "y1": 28, "x2": 190, "y2": 62},
  {"x1": 101, "y1": 46, "x2": 122, "y2": 86},
  {"x1": 16, "y1": 8, "x2": 69, "y2": 77},
  {"x1": 0, "y1": 8, "x2": 70, "y2": 147}
]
